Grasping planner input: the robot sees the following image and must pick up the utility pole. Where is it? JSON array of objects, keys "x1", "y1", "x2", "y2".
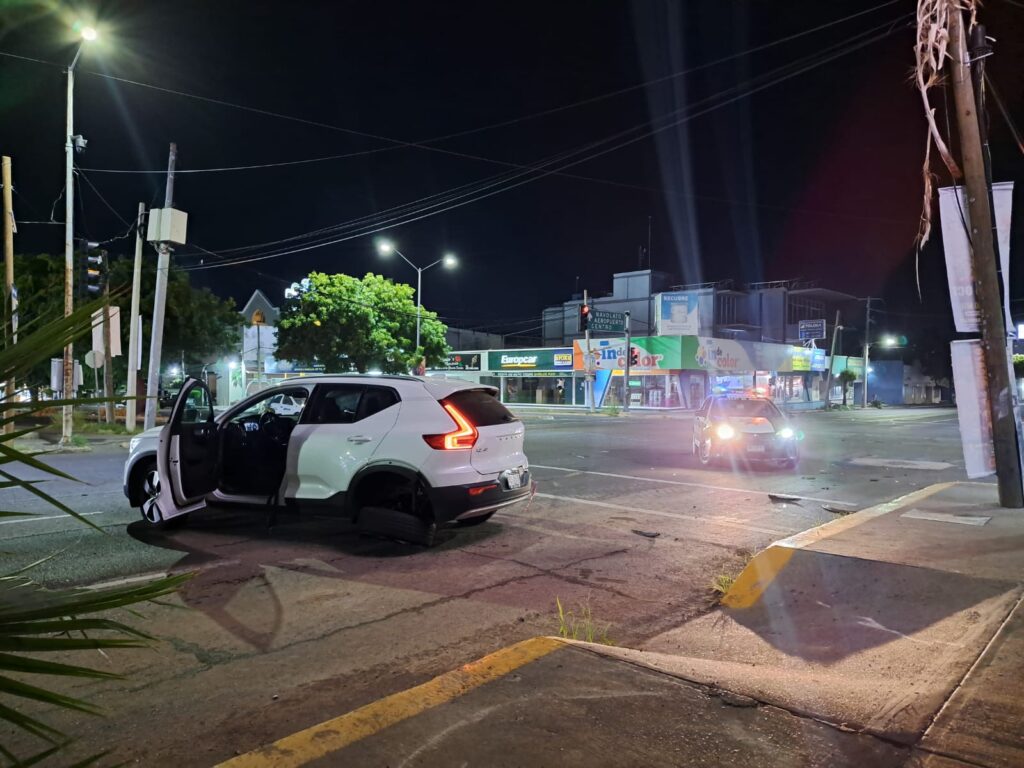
[
  {"x1": 125, "y1": 203, "x2": 144, "y2": 431},
  {"x1": 948, "y1": 8, "x2": 1023, "y2": 507},
  {"x1": 101, "y1": 251, "x2": 113, "y2": 423},
  {"x1": 823, "y1": 311, "x2": 841, "y2": 410},
  {"x1": 62, "y1": 57, "x2": 77, "y2": 444},
  {"x1": 862, "y1": 298, "x2": 872, "y2": 408},
  {"x1": 584, "y1": 289, "x2": 594, "y2": 413},
  {"x1": 144, "y1": 143, "x2": 176, "y2": 431},
  {"x1": 623, "y1": 311, "x2": 632, "y2": 412},
  {"x1": 2, "y1": 156, "x2": 14, "y2": 432}
]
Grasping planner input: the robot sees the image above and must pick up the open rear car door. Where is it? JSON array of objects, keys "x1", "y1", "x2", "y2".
[{"x1": 147, "y1": 378, "x2": 219, "y2": 524}]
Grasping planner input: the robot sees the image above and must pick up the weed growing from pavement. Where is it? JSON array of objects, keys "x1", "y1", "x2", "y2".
[
  {"x1": 710, "y1": 574, "x2": 736, "y2": 595},
  {"x1": 603, "y1": 405, "x2": 621, "y2": 417},
  {"x1": 555, "y1": 596, "x2": 613, "y2": 645}
]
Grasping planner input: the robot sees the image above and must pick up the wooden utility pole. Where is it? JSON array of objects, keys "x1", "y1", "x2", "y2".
[
  {"x1": 823, "y1": 311, "x2": 841, "y2": 409},
  {"x1": 144, "y1": 143, "x2": 176, "y2": 431},
  {"x1": 623, "y1": 311, "x2": 632, "y2": 412},
  {"x1": 2, "y1": 156, "x2": 14, "y2": 432},
  {"x1": 862, "y1": 298, "x2": 872, "y2": 407},
  {"x1": 948, "y1": 7, "x2": 1023, "y2": 507},
  {"x1": 125, "y1": 203, "x2": 144, "y2": 431}
]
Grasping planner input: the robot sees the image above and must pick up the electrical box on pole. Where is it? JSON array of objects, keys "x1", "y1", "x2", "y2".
[{"x1": 146, "y1": 208, "x2": 188, "y2": 245}]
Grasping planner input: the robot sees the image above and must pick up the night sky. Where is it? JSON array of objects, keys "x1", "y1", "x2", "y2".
[{"x1": 1, "y1": 0, "x2": 1022, "y2": 339}]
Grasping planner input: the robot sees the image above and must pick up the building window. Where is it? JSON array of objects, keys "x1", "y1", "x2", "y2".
[
  {"x1": 252, "y1": 309, "x2": 266, "y2": 325},
  {"x1": 787, "y1": 297, "x2": 825, "y2": 324}
]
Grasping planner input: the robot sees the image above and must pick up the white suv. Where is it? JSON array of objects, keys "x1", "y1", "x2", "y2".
[{"x1": 127, "y1": 375, "x2": 532, "y2": 545}]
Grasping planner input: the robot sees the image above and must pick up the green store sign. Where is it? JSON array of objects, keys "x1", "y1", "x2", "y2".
[{"x1": 489, "y1": 348, "x2": 574, "y2": 371}]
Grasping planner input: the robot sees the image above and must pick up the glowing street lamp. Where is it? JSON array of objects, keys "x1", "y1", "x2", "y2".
[
  {"x1": 375, "y1": 239, "x2": 460, "y2": 356},
  {"x1": 80, "y1": 26, "x2": 98, "y2": 42}
]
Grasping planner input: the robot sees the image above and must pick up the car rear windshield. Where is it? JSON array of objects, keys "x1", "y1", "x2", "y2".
[
  {"x1": 716, "y1": 399, "x2": 780, "y2": 419},
  {"x1": 444, "y1": 389, "x2": 518, "y2": 426}
]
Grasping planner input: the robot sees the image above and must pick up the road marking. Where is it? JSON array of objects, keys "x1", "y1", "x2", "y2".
[
  {"x1": 901, "y1": 509, "x2": 990, "y2": 526},
  {"x1": 722, "y1": 482, "x2": 955, "y2": 609},
  {"x1": 0, "y1": 510, "x2": 107, "y2": 526},
  {"x1": 535, "y1": 493, "x2": 793, "y2": 536},
  {"x1": 217, "y1": 636, "x2": 565, "y2": 768},
  {"x1": 850, "y1": 458, "x2": 953, "y2": 471},
  {"x1": 531, "y1": 464, "x2": 854, "y2": 506}
]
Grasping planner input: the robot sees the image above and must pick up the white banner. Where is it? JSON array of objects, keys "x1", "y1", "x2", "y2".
[
  {"x1": 951, "y1": 340, "x2": 995, "y2": 478},
  {"x1": 91, "y1": 306, "x2": 123, "y2": 357},
  {"x1": 939, "y1": 182, "x2": 1013, "y2": 334}
]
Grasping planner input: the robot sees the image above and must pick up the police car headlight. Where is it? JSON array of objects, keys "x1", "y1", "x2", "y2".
[
  {"x1": 777, "y1": 427, "x2": 795, "y2": 439},
  {"x1": 716, "y1": 424, "x2": 736, "y2": 440}
]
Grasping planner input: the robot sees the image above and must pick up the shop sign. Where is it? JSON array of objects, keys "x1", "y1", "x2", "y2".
[
  {"x1": 790, "y1": 347, "x2": 827, "y2": 372},
  {"x1": 432, "y1": 352, "x2": 481, "y2": 371},
  {"x1": 655, "y1": 290, "x2": 711, "y2": 336},
  {"x1": 572, "y1": 336, "x2": 682, "y2": 371},
  {"x1": 488, "y1": 348, "x2": 573, "y2": 370},
  {"x1": 493, "y1": 370, "x2": 564, "y2": 378}
]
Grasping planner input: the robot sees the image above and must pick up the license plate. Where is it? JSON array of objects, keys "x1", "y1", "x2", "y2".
[
  {"x1": 747, "y1": 444, "x2": 766, "y2": 454},
  {"x1": 506, "y1": 471, "x2": 522, "y2": 489}
]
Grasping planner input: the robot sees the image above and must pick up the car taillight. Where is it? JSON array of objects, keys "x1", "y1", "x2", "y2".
[{"x1": 423, "y1": 402, "x2": 478, "y2": 450}]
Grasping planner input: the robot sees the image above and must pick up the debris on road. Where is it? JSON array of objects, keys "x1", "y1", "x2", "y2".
[
  {"x1": 631, "y1": 529, "x2": 660, "y2": 539},
  {"x1": 822, "y1": 504, "x2": 857, "y2": 516},
  {"x1": 768, "y1": 493, "x2": 802, "y2": 505}
]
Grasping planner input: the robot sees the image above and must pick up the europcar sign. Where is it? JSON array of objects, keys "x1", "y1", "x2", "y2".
[{"x1": 488, "y1": 349, "x2": 573, "y2": 371}]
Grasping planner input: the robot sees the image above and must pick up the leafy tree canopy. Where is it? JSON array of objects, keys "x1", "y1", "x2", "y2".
[{"x1": 276, "y1": 272, "x2": 448, "y2": 374}]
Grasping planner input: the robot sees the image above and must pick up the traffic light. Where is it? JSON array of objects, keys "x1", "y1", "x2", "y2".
[
  {"x1": 629, "y1": 347, "x2": 639, "y2": 366},
  {"x1": 75, "y1": 240, "x2": 104, "y2": 301},
  {"x1": 578, "y1": 303, "x2": 591, "y2": 332}
]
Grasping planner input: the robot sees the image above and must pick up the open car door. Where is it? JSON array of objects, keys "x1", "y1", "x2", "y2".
[{"x1": 148, "y1": 378, "x2": 219, "y2": 524}]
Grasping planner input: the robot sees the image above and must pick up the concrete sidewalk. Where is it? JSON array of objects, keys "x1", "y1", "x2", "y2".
[{"x1": 219, "y1": 481, "x2": 1024, "y2": 767}]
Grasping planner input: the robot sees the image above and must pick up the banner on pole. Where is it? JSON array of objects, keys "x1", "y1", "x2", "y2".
[
  {"x1": 91, "y1": 306, "x2": 123, "y2": 357},
  {"x1": 939, "y1": 182, "x2": 1013, "y2": 334},
  {"x1": 950, "y1": 340, "x2": 996, "y2": 478}
]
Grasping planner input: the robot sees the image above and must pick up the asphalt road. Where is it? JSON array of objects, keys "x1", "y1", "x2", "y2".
[{"x1": 1, "y1": 406, "x2": 974, "y2": 765}]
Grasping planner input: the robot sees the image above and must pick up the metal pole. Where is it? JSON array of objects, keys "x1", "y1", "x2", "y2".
[
  {"x1": 2, "y1": 156, "x2": 14, "y2": 431},
  {"x1": 62, "y1": 61, "x2": 76, "y2": 443},
  {"x1": 584, "y1": 289, "x2": 594, "y2": 413},
  {"x1": 823, "y1": 311, "x2": 841, "y2": 409},
  {"x1": 948, "y1": 7, "x2": 1023, "y2": 507},
  {"x1": 415, "y1": 267, "x2": 422, "y2": 356},
  {"x1": 125, "y1": 203, "x2": 144, "y2": 431},
  {"x1": 623, "y1": 311, "x2": 631, "y2": 412},
  {"x1": 143, "y1": 143, "x2": 176, "y2": 430},
  {"x1": 862, "y1": 298, "x2": 871, "y2": 408},
  {"x1": 102, "y1": 256, "x2": 113, "y2": 423}
]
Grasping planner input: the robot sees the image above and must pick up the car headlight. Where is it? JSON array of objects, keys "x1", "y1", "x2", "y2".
[
  {"x1": 716, "y1": 423, "x2": 736, "y2": 440},
  {"x1": 129, "y1": 436, "x2": 142, "y2": 453},
  {"x1": 777, "y1": 427, "x2": 795, "y2": 439}
]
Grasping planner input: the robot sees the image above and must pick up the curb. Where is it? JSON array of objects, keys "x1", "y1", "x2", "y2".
[
  {"x1": 216, "y1": 636, "x2": 566, "y2": 768},
  {"x1": 721, "y1": 482, "x2": 956, "y2": 609}
]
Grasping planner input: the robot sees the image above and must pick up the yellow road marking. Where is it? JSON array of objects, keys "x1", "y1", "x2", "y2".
[
  {"x1": 217, "y1": 636, "x2": 565, "y2": 768},
  {"x1": 721, "y1": 482, "x2": 955, "y2": 609}
]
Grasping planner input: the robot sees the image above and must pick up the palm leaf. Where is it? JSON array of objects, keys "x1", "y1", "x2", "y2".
[
  {"x1": 0, "y1": 675, "x2": 103, "y2": 716},
  {"x1": 0, "y1": 469, "x2": 101, "y2": 533},
  {"x1": 0, "y1": 445, "x2": 78, "y2": 483},
  {"x1": 0, "y1": 653, "x2": 121, "y2": 680}
]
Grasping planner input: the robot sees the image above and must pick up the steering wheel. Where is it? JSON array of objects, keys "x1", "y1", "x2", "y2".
[{"x1": 259, "y1": 411, "x2": 290, "y2": 446}]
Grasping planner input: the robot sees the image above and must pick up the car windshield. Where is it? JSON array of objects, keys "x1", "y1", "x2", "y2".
[{"x1": 716, "y1": 399, "x2": 779, "y2": 419}]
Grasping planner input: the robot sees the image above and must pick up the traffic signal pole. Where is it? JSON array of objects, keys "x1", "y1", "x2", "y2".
[
  {"x1": 583, "y1": 290, "x2": 594, "y2": 413},
  {"x1": 102, "y1": 255, "x2": 113, "y2": 424},
  {"x1": 947, "y1": 8, "x2": 1023, "y2": 507},
  {"x1": 623, "y1": 311, "x2": 631, "y2": 412},
  {"x1": 2, "y1": 157, "x2": 14, "y2": 432}
]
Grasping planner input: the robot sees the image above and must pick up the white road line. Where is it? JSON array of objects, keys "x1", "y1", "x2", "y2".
[
  {"x1": 531, "y1": 464, "x2": 854, "y2": 506},
  {"x1": 0, "y1": 510, "x2": 109, "y2": 526},
  {"x1": 535, "y1": 492, "x2": 793, "y2": 536}
]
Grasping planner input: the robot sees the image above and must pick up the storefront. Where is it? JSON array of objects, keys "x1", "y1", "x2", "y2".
[
  {"x1": 572, "y1": 335, "x2": 829, "y2": 409},
  {"x1": 487, "y1": 349, "x2": 575, "y2": 406}
]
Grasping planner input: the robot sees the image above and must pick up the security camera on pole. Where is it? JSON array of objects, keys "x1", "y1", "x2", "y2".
[{"x1": 143, "y1": 144, "x2": 187, "y2": 430}]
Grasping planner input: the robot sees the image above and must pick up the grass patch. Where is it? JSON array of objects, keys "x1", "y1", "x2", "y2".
[
  {"x1": 555, "y1": 596, "x2": 613, "y2": 645},
  {"x1": 603, "y1": 405, "x2": 621, "y2": 418},
  {"x1": 710, "y1": 574, "x2": 735, "y2": 594},
  {"x1": 70, "y1": 435, "x2": 88, "y2": 448},
  {"x1": 50, "y1": 412, "x2": 130, "y2": 435}
]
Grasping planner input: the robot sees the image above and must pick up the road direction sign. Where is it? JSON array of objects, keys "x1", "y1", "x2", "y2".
[
  {"x1": 588, "y1": 309, "x2": 626, "y2": 333},
  {"x1": 798, "y1": 318, "x2": 827, "y2": 341}
]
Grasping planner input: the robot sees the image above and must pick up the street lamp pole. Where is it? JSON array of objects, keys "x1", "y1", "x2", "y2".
[
  {"x1": 376, "y1": 241, "x2": 457, "y2": 367},
  {"x1": 61, "y1": 31, "x2": 95, "y2": 444}
]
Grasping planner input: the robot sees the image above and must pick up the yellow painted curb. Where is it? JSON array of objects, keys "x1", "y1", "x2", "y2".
[
  {"x1": 216, "y1": 636, "x2": 566, "y2": 768},
  {"x1": 721, "y1": 482, "x2": 956, "y2": 609}
]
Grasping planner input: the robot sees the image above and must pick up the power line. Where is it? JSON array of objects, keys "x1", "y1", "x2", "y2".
[
  {"x1": 72, "y1": 0, "x2": 903, "y2": 176},
  {"x1": 180, "y1": 20, "x2": 908, "y2": 273}
]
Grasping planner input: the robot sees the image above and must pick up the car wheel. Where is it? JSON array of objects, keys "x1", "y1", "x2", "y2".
[
  {"x1": 358, "y1": 506, "x2": 437, "y2": 546},
  {"x1": 137, "y1": 461, "x2": 188, "y2": 528},
  {"x1": 455, "y1": 511, "x2": 495, "y2": 527}
]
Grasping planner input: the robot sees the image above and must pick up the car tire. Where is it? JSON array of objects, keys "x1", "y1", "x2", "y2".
[
  {"x1": 136, "y1": 461, "x2": 188, "y2": 528},
  {"x1": 698, "y1": 438, "x2": 714, "y2": 467},
  {"x1": 455, "y1": 511, "x2": 495, "y2": 527},
  {"x1": 358, "y1": 506, "x2": 437, "y2": 546}
]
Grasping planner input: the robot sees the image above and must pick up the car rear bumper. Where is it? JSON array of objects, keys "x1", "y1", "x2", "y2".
[{"x1": 428, "y1": 472, "x2": 535, "y2": 524}]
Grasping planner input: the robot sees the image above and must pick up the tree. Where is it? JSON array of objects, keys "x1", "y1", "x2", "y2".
[
  {"x1": 838, "y1": 369, "x2": 857, "y2": 407},
  {"x1": 276, "y1": 272, "x2": 448, "y2": 373}
]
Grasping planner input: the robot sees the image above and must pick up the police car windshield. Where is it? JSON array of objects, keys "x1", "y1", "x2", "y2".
[{"x1": 716, "y1": 399, "x2": 778, "y2": 419}]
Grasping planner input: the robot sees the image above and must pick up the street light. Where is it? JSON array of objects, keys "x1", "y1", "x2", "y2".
[
  {"x1": 60, "y1": 23, "x2": 100, "y2": 445},
  {"x1": 882, "y1": 335, "x2": 898, "y2": 348},
  {"x1": 375, "y1": 240, "x2": 458, "y2": 358}
]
